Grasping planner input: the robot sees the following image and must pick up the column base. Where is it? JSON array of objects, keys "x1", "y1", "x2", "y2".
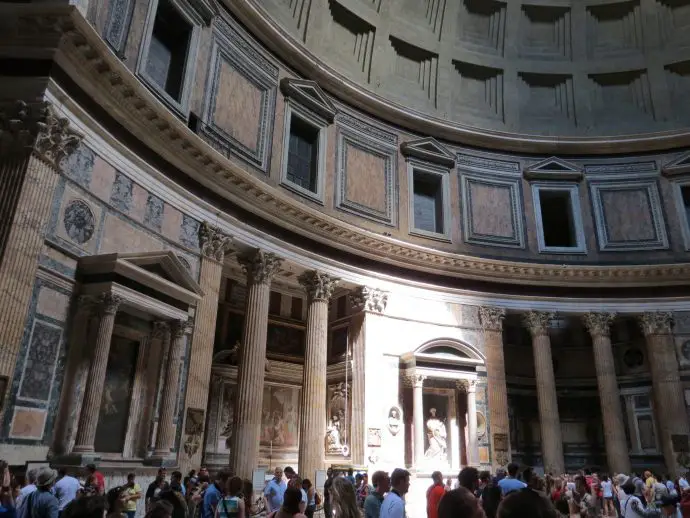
[{"x1": 51, "y1": 453, "x2": 102, "y2": 467}]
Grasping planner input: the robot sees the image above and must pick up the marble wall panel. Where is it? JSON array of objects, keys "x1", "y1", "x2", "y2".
[
  {"x1": 90, "y1": 156, "x2": 117, "y2": 202},
  {"x1": 110, "y1": 171, "x2": 134, "y2": 213},
  {"x1": 36, "y1": 287, "x2": 69, "y2": 323},
  {"x1": 63, "y1": 144, "x2": 95, "y2": 188},
  {"x1": 9, "y1": 407, "x2": 47, "y2": 440},
  {"x1": 99, "y1": 213, "x2": 164, "y2": 253},
  {"x1": 129, "y1": 182, "x2": 149, "y2": 223},
  {"x1": 345, "y1": 145, "x2": 388, "y2": 213},
  {"x1": 17, "y1": 320, "x2": 62, "y2": 402}
]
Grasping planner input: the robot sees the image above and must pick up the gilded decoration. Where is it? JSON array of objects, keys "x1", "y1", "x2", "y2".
[
  {"x1": 479, "y1": 306, "x2": 505, "y2": 332},
  {"x1": 237, "y1": 249, "x2": 283, "y2": 285},
  {"x1": 298, "y1": 271, "x2": 339, "y2": 302},
  {"x1": 582, "y1": 313, "x2": 616, "y2": 337},
  {"x1": 523, "y1": 311, "x2": 554, "y2": 337},
  {"x1": 349, "y1": 286, "x2": 389, "y2": 314},
  {"x1": 640, "y1": 312, "x2": 674, "y2": 336},
  {"x1": 0, "y1": 100, "x2": 82, "y2": 168}
]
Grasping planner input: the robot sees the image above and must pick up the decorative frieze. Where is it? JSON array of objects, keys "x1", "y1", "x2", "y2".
[
  {"x1": 640, "y1": 312, "x2": 674, "y2": 336},
  {"x1": 479, "y1": 306, "x2": 506, "y2": 331},
  {"x1": 198, "y1": 222, "x2": 232, "y2": 262},
  {"x1": 298, "y1": 271, "x2": 339, "y2": 301},
  {"x1": 349, "y1": 286, "x2": 388, "y2": 314},
  {"x1": 523, "y1": 311, "x2": 554, "y2": 337},
  {"x1": 0, "y1": 100, "x2": 82, "y2": 169},
  {"x1": 237, "y1": 250, "x2": 283, "y2": 285},
  {"x1": 582, "y1": 312, "x2": 616, "y2": 337}
]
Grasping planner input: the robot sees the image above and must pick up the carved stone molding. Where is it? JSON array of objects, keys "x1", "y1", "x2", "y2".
[
  {"x1": 582, "y1": 312, "x2": 616, "y2": 337},
  {"x1": 169, "y1": 319, "x2": 189, "y2": 339},
  {"x1": 96, "y1": 292, "x2": 123, "y2": 315},
  {"x1": 298, "y1": 270, "x2": 339, "y2": 302},
  {"x1": 639, "y1": 312, "x2": 674, "y2": 336},
  {"x1": 237, "y1": 249, "x2": 283, "y2": 285},
  {"x1": 198, "y1": 221, "x2": 232, "y2": 262},
  {"x1": 0, "y1": 100, "x2": 82, "y2": 168},
  {"x1": 151, "y1": 321, "x2": 169, "y2": 339},
  {"x1": 479, "y1": 306, "x2": 506, "y2": 332},
  {"x1": 523, "y1": 311, "x2": 554, "y2": 337},
  {"x1": 349, "y1": 286, "x2": 389, "y2": 314}
]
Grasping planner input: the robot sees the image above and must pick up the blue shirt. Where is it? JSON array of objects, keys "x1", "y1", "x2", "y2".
[
  {"x1": 380, "y1": 491, "x2": 404, "y2": 518},
  {"x1": 17, "y1": 489, "x2": 58, "y2": 518},
  {"x1": 498, "y1": 477, "x2": 527, "y2": 496},
  {"x1": 263, "y1": 479, "x2": 286, "y2": 513},
  {"x1": 53, "y1": 476, "x2": 80, "y2": 511},
  {"x1": 202, "y1": 483, "x2": 222, "y2": 518}
]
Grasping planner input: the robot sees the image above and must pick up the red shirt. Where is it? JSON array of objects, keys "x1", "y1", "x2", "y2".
[
  {"x1": 426, "y1": 484, "x2": 446, "y2": 518},
  {"x1": 94, "y1": 471, "x2": 105, "y2": 494}
]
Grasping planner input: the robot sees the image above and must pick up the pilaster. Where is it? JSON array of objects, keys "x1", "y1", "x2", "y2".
[{"x1": 412, "y1": 374, "x2": 426, "y2": 469}]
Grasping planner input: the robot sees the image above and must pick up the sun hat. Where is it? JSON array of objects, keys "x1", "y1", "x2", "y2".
[{"x1": 36, "y1": 467, "x2": 57, "y2": 487}]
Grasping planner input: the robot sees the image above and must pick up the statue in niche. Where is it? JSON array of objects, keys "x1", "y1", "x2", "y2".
[
  {"x1": 325, "y1": 382, "x2": 350, "y2": 453},
  {"x1": 326, "y1": 412, "x2": 344, "y2": 453},
  {"x1": 424, "y1": 408, "x2": 448, "y2": 459},
  {"x1": 220, "y1": 384, "x2": 234, "y2": 450},
  {"x1": 387, "y1": 407, "x2": 402, "y2": 436}
]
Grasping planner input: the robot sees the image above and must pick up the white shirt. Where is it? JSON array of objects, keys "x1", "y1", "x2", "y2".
[
  {"x1": 54, "y1": 476, "x2": 81, "y2": 511},
  {"x1": 602, "y1": 480, "x2": 613, "y2": 498},
  {"x1": 680, "y1": 478, "x2": 689, "y2": 490},
  {"x1": 16, "y1": 484, "x2": 36, "y2": 508},
  {"x1": 380, "y1": 491, "x2": 405, "y2": 518}
]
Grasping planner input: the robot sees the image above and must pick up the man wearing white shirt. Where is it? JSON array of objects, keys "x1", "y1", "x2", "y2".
[
  {"x1": 16, "y1": 470, "x2": 37, "y2": 508},
  {"x1": 380, "y1": 469, "x2": 410, "y2": 518},
  {"x1": 679, "y1": 475, "x2": 689, "y2": 492},
  {"x1": 53, "y1": 469, "x2": 81, "y2": 516}
]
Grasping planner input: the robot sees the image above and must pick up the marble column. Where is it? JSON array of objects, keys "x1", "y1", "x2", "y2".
[
  {"x1": 583, "y1": 313, "x2": 631, "y2": 474},
  {"x1": 479, "y1": 306, "x2": 510, "y2": 469},
  {"x1": 153, "y1": 320, "x2": 188, "y2": 458},
  {"x1": 524, "y1": 311, "x2": 564, "y2": 475},
  {"x1": 0, "y1": 101, "x2": 81, "y2": 416},
  {"x1": 229, "y1": 250, "x2": 282, "y2": 479},
  {"x1": 180, "y1": 222, "x2": 231, "y2": 473},
  {"x1": 467, "y1": 380, "x2": 479, "y2": 466},
  {"x1": 413, "y1": 374, "x2": 426, "y2": 469},
  {"x1": 640, "y1": 312, "x2": 690, "y2": 476},
  {"x1": 348, "y1": 286, "x2": 389, "y2": 466},
  {"x1": 73, "y1": 293, "x2": 123, "y2": 453},
  {"x1": 298, "y1": 271, "x2": 339, "y2": 481}
]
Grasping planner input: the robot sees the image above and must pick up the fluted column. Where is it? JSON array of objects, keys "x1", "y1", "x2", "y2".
[
  {"x1": 413, "y1": 374, "x2": 426, "y2": 468},
  {"x1": 0, "y1": 101, "x2": 81, "y2": 416},
  {"x1": 640, "y1": 312, "x2": 690, "y2": 476},
  {"x1": 348, "y1": 287, "x2": 389, "y2": 466},
  {"x1": 467, "y1": 380, "x2": 479, "y2": 466},
  {"x1": 524, "y1": 311, "x2": 564, "y2": 475},
  {"x1": 153, "y1": 320, "x2": 188, "y2": 457},
  {"x1": 298, "y1": 271, "x2": 339, "y2": 481},
  {"x1": 179, "y1": 222, "x2": 231, "y2": 473},
  {"x1": 583, "y1": 313, "x2": 630, "y2": 474},
  {"x1": 479, "y1": 306, "x2": 511, "y2": 469},
  {"x1": 229, "y1": 250, "x2": 282, "y2": 479},
  {"x1": 73, "y1": 293, "x2": 123, "y2": 453}
]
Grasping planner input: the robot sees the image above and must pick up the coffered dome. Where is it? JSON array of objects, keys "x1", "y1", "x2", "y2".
[{"x1": 231, "y1": 0, "x2": 690, "y2": 149}]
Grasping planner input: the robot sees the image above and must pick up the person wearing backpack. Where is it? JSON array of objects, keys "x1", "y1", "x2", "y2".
[
  {"x1": 17, "y1": 468, "x2": 58, "y2": 518},
  {"x1": 214, "y1": 477, "x2": 244, "y2": 518}
]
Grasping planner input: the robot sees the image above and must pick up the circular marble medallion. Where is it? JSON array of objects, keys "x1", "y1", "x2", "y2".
[{"x1": 63, "y1": 199, "x2": 95, "y2": 244}]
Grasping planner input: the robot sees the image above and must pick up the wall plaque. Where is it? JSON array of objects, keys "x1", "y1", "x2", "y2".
[{"x1": 367, "y1": 428, "x2": 382, "y2": 447}]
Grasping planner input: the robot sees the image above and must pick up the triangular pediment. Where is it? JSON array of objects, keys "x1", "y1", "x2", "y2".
[
  {"x1": 662, "y1": 152, "x2": 690, "y2": 177},
  {"x1": 124, "y1": 251, "x2": 204, "y2": 296},
  {"x1": 523, "y1": 157, "x2": 583, "y2": 181},
  {"x1": 400, "y1": 137, "x2": 456, "y2": 168},
  {"x1": 279, "y1": 78, "x2": 337, "y2": 123}
]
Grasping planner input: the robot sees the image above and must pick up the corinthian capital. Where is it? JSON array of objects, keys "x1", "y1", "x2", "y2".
[
  {"x1": 237, "y1": 249, "x2": 283, "y2": 285},
  {"x1": 479, "y1": 306, "x2": 506, "y2": 331},
  {"x1": 639, "y1": 312, "x2": 673, "y2": 336},
  {"x1": 198, "y1": 221, "x2": 232, "y2": 262},
  {"x1": 349, "y1": 286, "x2": 389, "y2": 314},
  {"x1": 97, "y1": 292, "x2": 123, "y2": 315},
  {"x1": 523, "y1": 311, "x2": 554, "y2": 337},
  {"x1": 582, "y1": 313, "x2": 616, "y2": 337},
  {"x1": 298, "y1": 270, "x2": 339, "y2": 302},
  {"x1": 0, "y1": 100, "x2": 82, "y2": 168}
]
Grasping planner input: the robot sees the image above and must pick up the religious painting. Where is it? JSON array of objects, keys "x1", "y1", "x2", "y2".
[
  {"x1": 260, "y1": 385, "x2": 300, "y2": 449},
  {"x1": 94, "y1": 336, "x2": 139, "y2": 453},
  {"x1": 326, "y1": 382, "x2": 351, "y2": 455},
  {"x1": 218, "y1": 382, "x2": 235, "y2": 453},
  {"x1": 266, "y1": 324, "x2": 305, "y2": 359}
]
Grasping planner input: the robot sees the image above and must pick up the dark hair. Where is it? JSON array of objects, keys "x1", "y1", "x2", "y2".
[
  {"x1": 347, "y1": 468, "x2": 353, "y2": 476},
  {"x1": 86, "y1": 464, "x2": 97, "y2": 473},
  {"x1": 507, "y1": 463, "x2": 519, "y2": 477},
  {"x1": 479, "y1": 471, "x2": 491, "y2": 483},
  {"x1": 216, "y1": 470, "x2": 231, "y2": 483},
  {"x1": 145, "y1": 501, "x2": 174, "y2": 518},
  {"x1": 58, "y1": 468, "x2": 67, "y2": 478},
  {"x1": 241, "y1": 479, "x2": 253, "y2": 512},
  {"x1": 523, "y1": 468, "x2": 533, "y2": 483},
  {"x1": 390, "y1": 469, "x2": 410, "y2": 488},
  {"x1": 371, "y1": 471, "x2": 388, "y2": 488},
  {"x1": 157, "y1": 468, "x2": 166, "y2": 476},
  {"x1": 127, "y1": 473, "x2": 135, "y2": 481},
  {"x1": 432, "y1": 471, "x2": 443, "y2": 483},
  {"x1": 171, "y1": 471, "x2": 182, "y2": 481},
  {"x1": 621, "y1": 482, "x2": 636, "y2": 495},
  {"x1": 497, "y1": 489, "x2": 557, "y2": 518},
  {"x1": 227, "y1": 477, "x2": 243, "y2": 497},
  {"x1": 303, "y1": 479, "x2": 312, "y2": 489},
  {"x1": 284, "y1": 467, "x2": 296, "y2": 477},
  {"x1": 282, "y1": 487, "x2": 303, "y2": 515},
  {"x1": 438, "y1": 488, "x2": 484, "y2": 518},
  {"x1": 62, "y1": 495, "x2": 107, "y2": 518},
  {"x1": 106, "y1": 487, "x2": 124, "y2": 512},
  {"x1": 458, "y1": 467, "x2": 480, "y2": 491},
  {"x1": 482, "y1": 485, "x2": 502, "y2": 518}
]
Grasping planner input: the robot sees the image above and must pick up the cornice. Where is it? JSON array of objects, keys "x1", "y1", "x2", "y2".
[
  {"x1": 224, "y1": 0, "x2": 690, "y2": 155},
  {"x1": 15, "y1": 5, "x2": 690, "y2": 289}
]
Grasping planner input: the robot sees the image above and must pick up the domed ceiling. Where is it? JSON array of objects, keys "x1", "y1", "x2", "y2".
[{"x1": 228, "y1": 0, "x2": 690, "y2": 146}]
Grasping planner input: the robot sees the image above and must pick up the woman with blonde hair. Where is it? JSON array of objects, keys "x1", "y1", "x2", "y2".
[{"x1": 330, "y1": 478, "x2": 359, "y2": 518}]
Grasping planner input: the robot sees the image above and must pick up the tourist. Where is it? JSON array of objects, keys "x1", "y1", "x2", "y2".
[
  {"x1": 364, "y1": 471, "x2": 388, "y2": 518},
  {"x1": 122, "y1": 474, "x2": 141, "y2": 518},
  {"x1": 679, "y1": 474, "x2": 689, "y2": 493},
  {"x1": 266, "y1": 487, "x2": 306, "y2": 518},
  {"x1": 632, "y1": 473, "x2": 648, "y2": 506},
  {"x1": 664, "y1": 476, "x2": 678, "y2": 499},
  {"x1": 427, "y1": 471, "x2": 446, "y2": 518},
  {"x1": 459, "y1": 467, "x2": 480, "y2": 495},
  {"x1": 158, "y1": 484, "x2": 187, "y2": 518},
  {"x1": 145, "y1": 501, "x2": 174, "y2": 518},
  {"x1": 0, "y1": 484, "x2": 15, "y2": 518},
  {"x1": 287, "y1": 476, "x2": 306, "y2": 514},
  {"x1": 85, "y1": 466, "x2": 104, "y2": 496},
  {"x1": 147, "y1": 470, "x2": 168, "y2": 511},
  {"x1": 18, "y1": 467, "x2": 58, "y2": 518},
  {"x1": 301, "y1": 479, "x2": 315, "y2": 518},
  {"x1": 571, "y1": 475, "x2": 596, "y2": 518},
  {"x1": 498, "y1": 463, "x2": 527, "y2": 497},
  {"x1": 214, "y1": 476, "x2": 244, "y2": 518},
  {"x1": 481, "y1": 483, "x2": 502, "y2": 518},
  {"x1": 601, "y1": 474, "x2": 614, "y2": 517},
  {"x1": 329, "y1": 478, "x2": 358, "y2": 518},
  {"x1": 356, "y1": 473, "x2": 370, "y2": 509},
  {"x1": 61, "y1": 494, "x2": 107, "y2": 518},
  {"x1": 345, "y1": 470, "x2": 355, "y2": 486},
  {"x1": 380, "y1": 469, "x2": 410, "y2": 518},
  {"x1": 497, "y1": 488, "x2": 556, "y2": 518},
  {"x1": 621, "y1": 480, "x2": 657, "y2": 518},
  {"x1": 16, "y1": 470, "x2": 36, "y2": 508},
  {"x1": 105, "y1": 488, "x2": 128, "y2": 518},
  {"x1": 323, "y1": 469, "x2": 334, "y2": 518},
  {"x1": 284, "y1": 469, "x2": 296, "y2": 485},
  {"x1": 203, "y1": 471, "x2": 229, "y2": 518},
  {"x1": 659, "y1": 495, "x2": 681, "y2": 518},
  {"x1": 478, "y1": 471, "x2": 491, "y2": 498},
  {"x1": 263, "y1": 468, "x2": 287, "y2": 515},
  {"x1": 240, "y1": 480, "x2": 254, "y2": 516},
  {"x1": 54, "y1": 469, "x2": 80, "y2": 517},
  {"x1": 438, "y1": 487, "x2": 486, "y2": 518},
  {"x1": 171, "y1": 473, "x2": 185, "y2": 497},
  {"x1": 198, "y1": 469, "x2": 209, "y2": 480}
]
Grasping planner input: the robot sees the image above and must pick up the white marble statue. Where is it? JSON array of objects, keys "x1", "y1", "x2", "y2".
[
  {"x1": 424, "y1": 408, "x2": 448, "y2": 459},
  {"x1": 325, "y1": 414, "x2": 343, "y2": 453}
]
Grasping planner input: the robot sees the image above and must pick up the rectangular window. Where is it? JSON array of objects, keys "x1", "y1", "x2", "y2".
[
  {"x1": 336, "y1": 295, "x2": 347, "y2": 319},
  {"x1": 291, "y1": 297, "x2": 303, "y2": 321},
  {"x1": 145, "y1": 0, "x2": 192, "y2": 102},
  {"x1": 413, "y1": 170, "x2": 444, "y2": 234},
  {"x1": 636, "y1": 415, "x2": 656, "y2": 450},
  {"x1": 538, "y1": 190, "x2": 576, "y2": 248},
  {"x1": 268, "y1": 291, "x2": 281, "y2": 316},
  {"x1": 286, "y1": 115, "x2": 319, "y2": 193}
]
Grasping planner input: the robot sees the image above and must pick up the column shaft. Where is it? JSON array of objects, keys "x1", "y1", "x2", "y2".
[
  {"x1": 467, "y1": 385, "x2": 479, "y2": 466},
  {"x1": 583, "y1": 313, "x2": 630, "y2": 474},
  {"x1": 73, "y1": 293, "x2": 122, "y2": 453},
  {"x1": 525, "y1": 312, "x2": 564, "y2": 475},
  {"x1": 413, "y1": 376, "x2": 425, "y2": 468},
  {"x1": 154, "y1": 321, "x2": 186, "y2": 456},
  {"x1": 349, "y1": 311, "x2": 366, "y2": 465}
]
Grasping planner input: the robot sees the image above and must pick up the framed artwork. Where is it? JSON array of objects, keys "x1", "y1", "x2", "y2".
[{"x1": 367, "y1": 428, "x2": 382, "y2": 447}]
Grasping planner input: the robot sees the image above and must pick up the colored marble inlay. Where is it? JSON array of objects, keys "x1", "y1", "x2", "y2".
[
  {"x1": 144, "y1": 193, "x2": 164, "y2": 231},
  {"x1": 179, "y1": 214, "x2": 200, "y2": 250},
  {"x1": 18, "y1": 320, "x2": 62, "y2": 402},
  {"x1": 110, "y1": 172, "x2": 134, "y2": 212},
  {"x1": 63, "y1": 145, "x2": 95, "y2": 188}
]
